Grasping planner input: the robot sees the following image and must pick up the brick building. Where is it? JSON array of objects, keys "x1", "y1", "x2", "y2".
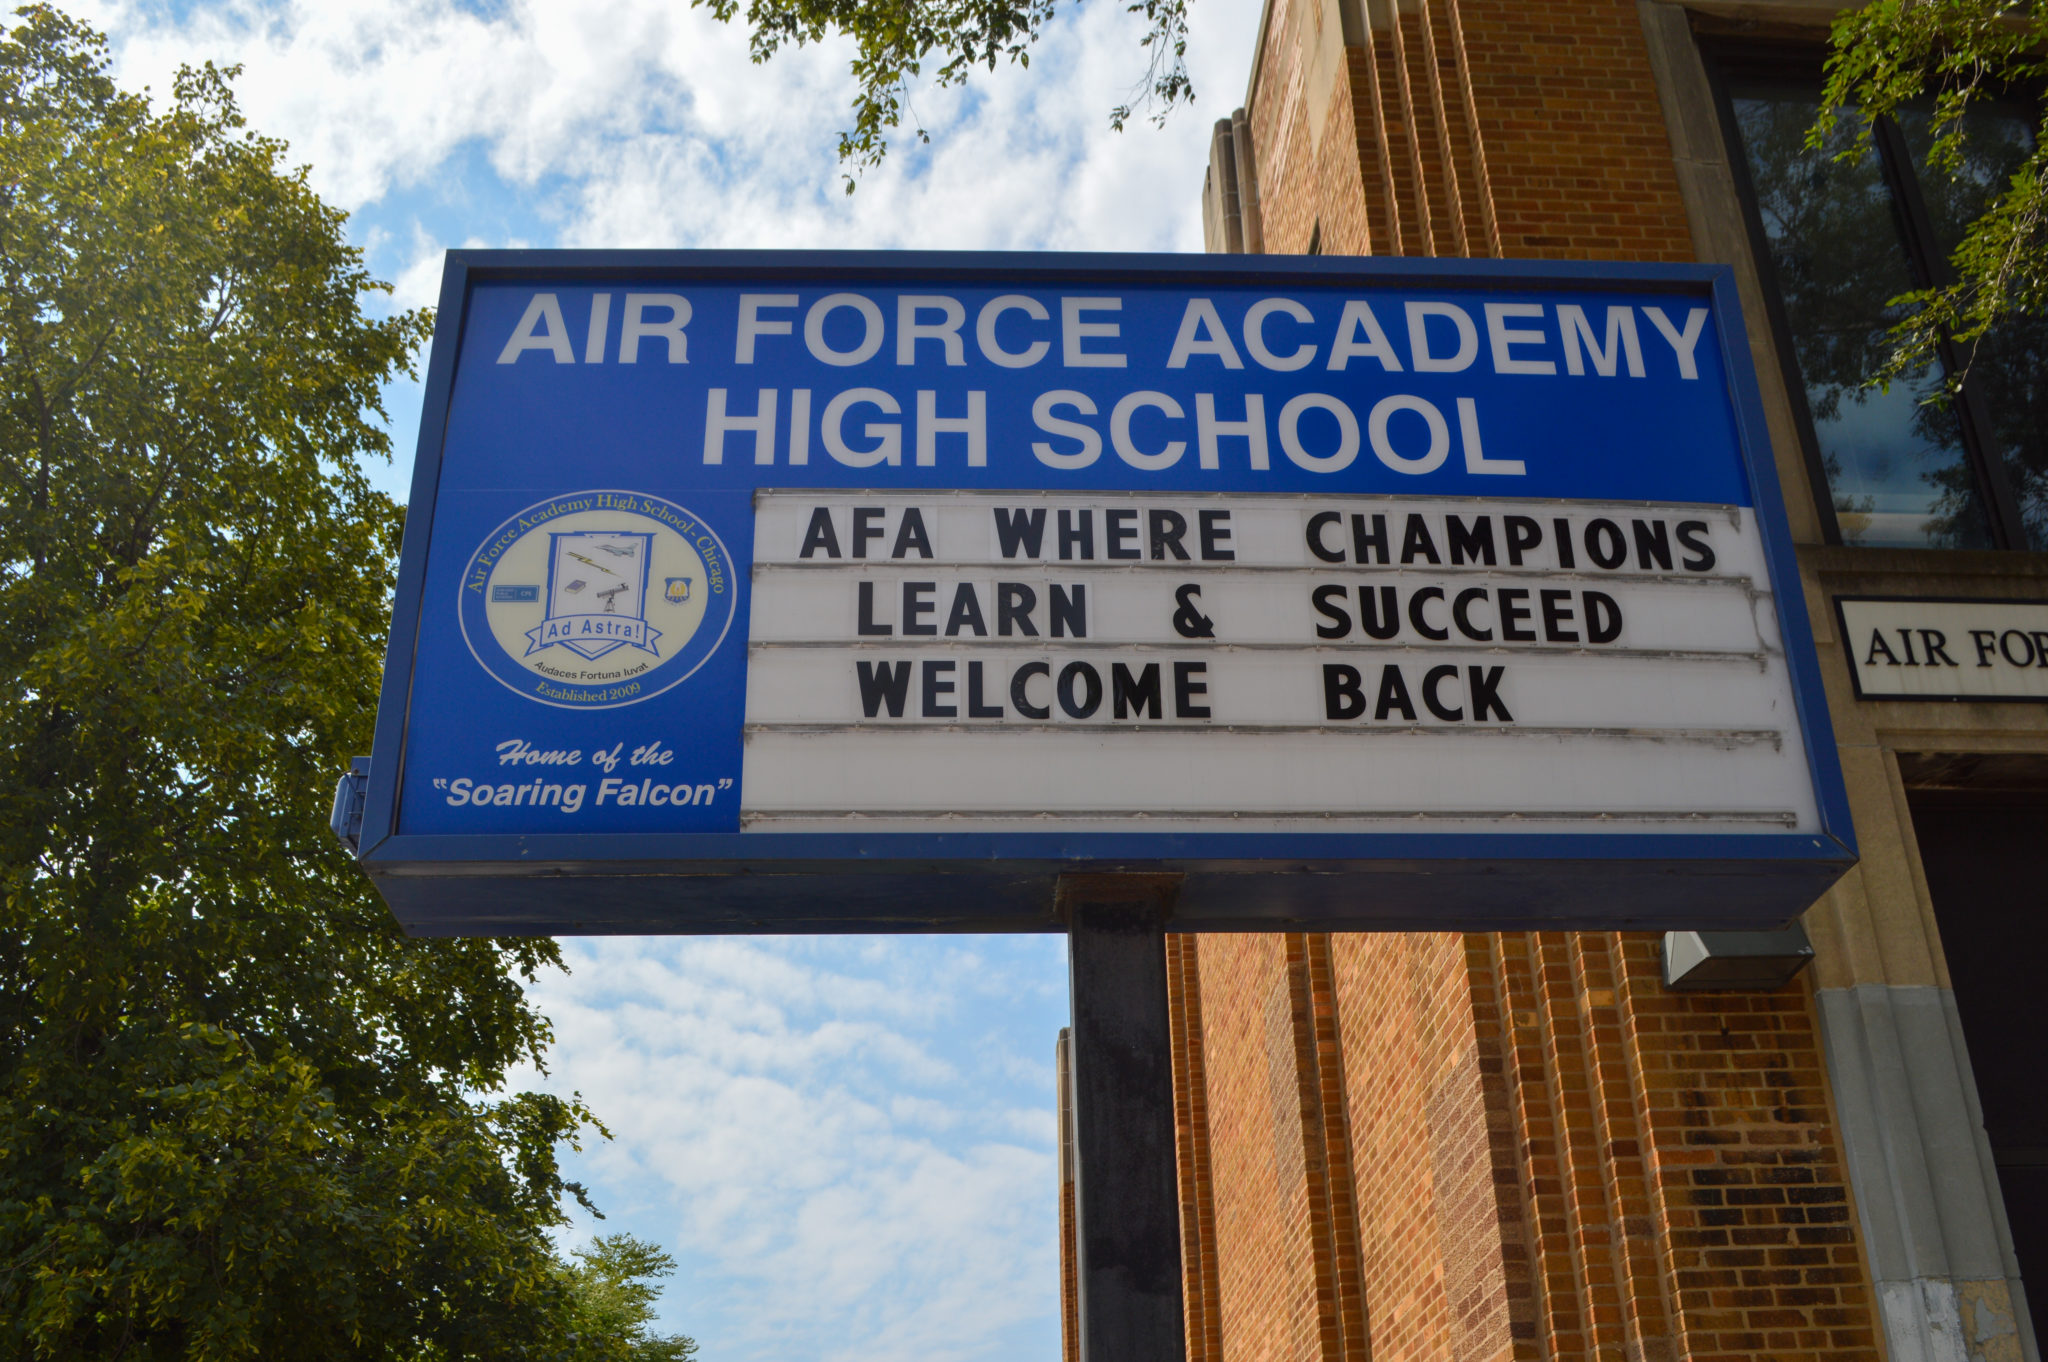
[{"x1": 1063, "y1": 4, "x2": 2047, "y2": 1362}]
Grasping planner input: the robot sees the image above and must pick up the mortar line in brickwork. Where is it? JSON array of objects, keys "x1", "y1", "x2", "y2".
[
  {"x1": 1460, "y1": 933, "x2": 1541, "y2": 1362},
  {"x1": 1306, "y1": 934, "x2": 1372, "y2": 1362},
  {"x1": 1374, "y1": 1, "x2": 1434, "y2": 255},
  {"x1": 1436, "y1": 0, "x2": 1499, "y2": 255},
  {"x1": 1533, "y1": 930, "x2": 1626, "y2": 1362},
  {"x1": 1609, "y1": 935, "x2": 1703, "y2": 1362},
  {"x1": 1341, "y1": 51, "x2": 1386, "y2": 254},
  {"x1": 1412, "y1": 0, "x2": 1470, "y2": 256},
  {"x1": 1284, "y1": 933, "x2": 1349, "y2": 1362},
  {"x1": 1486, "y1": 931, "x2": 1571, "y2": 1361},
  {"x1": 1569, "y1": 932, "x2": 1677, "y2": 1362},
  {"x1": 1395, "y1": 12, "x2": 1451, "y2": 254}
]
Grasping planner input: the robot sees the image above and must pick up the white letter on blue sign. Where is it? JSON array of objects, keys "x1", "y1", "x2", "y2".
[
  {"x1": 1062, "y1": 298, "x2": 1127, "y2": 368},
  {"x1": 1032, "y1": 391, "x2": 1101, "y2": 468},
  {"x1": 823, "y1": 388, "x2": 902, "y2": 466},
  {"x1": 621, "y1": 293, "x2": 692, "y2": 363},
  {"x1": 1643, "y1": 306, "x2": 1709, "y2": 380},
  {"x1": 1111, "y1": 392, "x2": 1184, "y2": 470},
  {"x1": 1327, "y1": 301, "x2": 1403, "y2": 372},
  {"x1": 1368, "y1": 395, "x2": 1449, "y2": 474},
  {"x1": 497, "y1": 293, "x2": 575, "y2": 364},
  {"x1": 1405, "y1": 301, "x2": 1478, "y2": 373},
  {"x1": 978, "y1": 296, "x2": 1051, "y2": 368},
  {"x1": 1280, "y1": 394, "x2": 1360, "y2": 474},
  {"x1": 1243, "y1": 298, "x2": 1317, "y2": 371},
  {"x1": 1196, "y1": 393, "x2": 1269, "y2": 470},
  {"x1": 1165, "y1": 299, "x2": 1243, "y2": 369},
  {"x1": 808, "y1": 294, "x2": 885, "y2": 366},
  {"x1": 703, "y1": 388, "x2": 779, "y2": 465},
  {"x1": 898, "y1": 296, "x2": 967, "y2": 366},
  {"x1": 737, "y1": 294, "x2": 797, "y2": 363},
  {"x1": 1557, "y1": 305, "x2": 1643, "y2": 377}
]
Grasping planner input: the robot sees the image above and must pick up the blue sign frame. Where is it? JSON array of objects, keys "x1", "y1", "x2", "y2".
[{"x1": 357, "y1": 249, "x2": 1855, "y2": 936}]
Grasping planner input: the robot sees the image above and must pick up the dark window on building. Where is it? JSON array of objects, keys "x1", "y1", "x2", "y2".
[{"x1": 1711, "y1": 57, "x2": 2046, "y2": 550}]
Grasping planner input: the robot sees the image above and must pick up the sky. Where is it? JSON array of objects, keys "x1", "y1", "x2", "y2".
[{"x1": 74, "y1": 0, "x2": 1266, "y2": 1356}]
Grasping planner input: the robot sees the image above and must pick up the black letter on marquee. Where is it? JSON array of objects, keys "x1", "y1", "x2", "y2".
[
  {"x1": 1540, "y1": 589, "x2": 1578, "y2": 643},
  {"x1": 892, "y1": 507, "x2": 935, "y2": 559},
  {"x1": 1468, "y1": 666, "x2": 1511, "y2": 721},
  {"x1": 994, "y1": 507, "x2": 1047, "y2": 558},
  {"x1": 1113, "y1": 662, "x2": 1163, "y2": 719},
  {"x1": 1498, "y1": 588, "x2": 1536, "y2": 642},
  {"x1": 1422, "y1": 664, "x2": 1464, "y2": 721},
  {"x1": 1358, "y1": 586, "x2": 1400, "y2": 640},
  {"x1": 1408, "y1": 586, "x2": 1450, "y2": 641},
  {"x1": 1051, "y1": 584, "x2": 1088, "y2": 638},
  {"x1": 853, "y1": 506, "x2": 886, "y2": 558},
  {"x1": 1631, "y1": 519, "x2": 1672, "y2": 572},
  {"x1": 1864, "y1": 630, "x2": 1900, "y2": 666},
  {"x1": 923, "y1": 659, "x2": 958, "y2": 717},
  {"x1": 1199, "y1": 510, "x2": 1236, "y2": 561},
  {"x1": 800, "y1": 507, "x2": 842, "y2": 558},
  {"x1": 1675, "y1": 520, "x2": 1716, "y2": 572},
  {"x1": 1313, "y1": 585, "x2": 1352, "y2": 639},
  {"x1": 1448, "y1": 515, "x2": 1496, "y2": 566},
  {"x1": 1058, "y1": 662, "x2": 1104, "y2": 719},
  {"x1": 1059, "y1": 508, "x2": 1095, "y2": 560},
  {"x1": 1306, "y1": 511, "x2": 1345, "y2": 563},
  {"x1": 1352, "y1": 513, "x2": 1389, "y2": 565},
  {"x1": 1585, "y1": 519, "x2": 1627, "y2": 570},
  {"x1": 1400, "y1": 515, "x2": 1442, "y2": 565},
  {"x1": 1552, "y1": 518, "x2": 1576, "y2": 568},
  {"x1": 902, "y1": 581, "x2": 937, "y2": 635},
  {"x1": 1149, "y1": 509, "x2": 1191, "y2": 560},
  {"x1": 1106, "y1": 509, "x2": 1141, "y2": 559},
  {"x1": 1174, "y1": 662, "x2": 1212, "y2": 718},
  {"x1": 1453, "y1": 587, "x2": 1493, "y2": 641},
  {"x1": 1584, "y1": 591, "x2": 1622, "y2": 644},
  {"x1": 1374, "y1": 666, "x2": 1417, "y2": 721},
  {"x1": 1323, "y1": 664, "x2": 1366, "y2": 720},
  {"x1": 857, "y1": 581, "x2": 892, "y2": 636},
  {"x1": 945, "y1": 583, "x2": 988, "y2": 636},
  {"x1": 1504, "y1": 515, "x2": 1542, "y2": 566},
  {"x1": 967, "y1": 660, "x2": 1004, "y2": 718},
  {"x1": 857, "y1": 660, "x2": 912, "y2": 717},
  {"x1": 998, "y1": 583, "x2": 1039, "y2": 637},
  {"x1": 1012, "y1": 661, "x2": 1052, "y2": 719}
]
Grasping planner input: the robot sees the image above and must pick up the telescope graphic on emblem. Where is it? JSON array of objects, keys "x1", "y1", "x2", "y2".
[{"x1": 664, "y1": 577, "x2": 692, "y2": 605}]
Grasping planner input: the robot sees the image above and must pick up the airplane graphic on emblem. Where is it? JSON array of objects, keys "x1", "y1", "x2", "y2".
[{"x1": 523, "y1": 530, "x2": 663, "y2": 660}]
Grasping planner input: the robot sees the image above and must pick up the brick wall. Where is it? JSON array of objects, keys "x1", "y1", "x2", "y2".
[
  {"x1": 1176, "y1": 930, "x2": 1882, "y2": 1362},
  {"x1": 1157, "y1": 11, "x2": 1888, "y2": 1362}
]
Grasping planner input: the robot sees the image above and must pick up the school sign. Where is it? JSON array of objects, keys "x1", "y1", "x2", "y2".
[{"x1": 343, "y1": 251, "x2": 1855, "y2": 934}]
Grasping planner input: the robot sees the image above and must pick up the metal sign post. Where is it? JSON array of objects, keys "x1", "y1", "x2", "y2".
[{"x1": 333, "y1": 248, "x2": 1861, "y2": 1362}]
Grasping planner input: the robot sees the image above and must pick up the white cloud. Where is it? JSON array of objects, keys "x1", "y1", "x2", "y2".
[
  {"x1": 515, "y1": 935, "x2": 1068, "y2": 1362},
  {"x1": 89, "y1": 0, "x2": 1262, "y2": 254}
]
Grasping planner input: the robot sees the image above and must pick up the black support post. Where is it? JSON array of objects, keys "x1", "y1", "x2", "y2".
[{"x1": 1064, "y1": 875, "x2": 1186, "y2": 1362}]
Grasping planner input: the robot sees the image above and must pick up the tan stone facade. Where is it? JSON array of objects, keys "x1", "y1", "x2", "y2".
[{"x1": 1164, "y1": 5, "x2": 2048, "y2": 1362}]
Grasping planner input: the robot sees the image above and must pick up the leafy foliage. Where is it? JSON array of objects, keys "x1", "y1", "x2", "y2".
[
  {"x1": 693, "y1": 0, "x2": 1192, "y2": 183},
  {"x1": 1817, "y1": 0, "x2": 2048, "y2": 392},
  {"x1": 565, "y1": 1236, "x2": 700, "y2": 1362},
  {"x1": 0, "y1": 7, "x2": 622, "y2": 1357}
]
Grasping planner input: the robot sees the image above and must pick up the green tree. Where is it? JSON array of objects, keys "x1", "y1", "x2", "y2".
[
  {"x1": 0, "y1": 7, "x2": 616, "y2": 1356},
  {"x1": 1817, "y1": 0, "x2": 2048, "y2": 512},
  {"x1": 696, "y1": 0, "x2": 1192, "y2": 179},
  {"x1": 564, "y1": 1236, "x2": 700, "y2": 1362}
]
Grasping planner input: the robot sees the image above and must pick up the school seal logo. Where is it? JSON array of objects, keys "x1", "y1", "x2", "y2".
[{"x1": 460, "y1": 491, "x2": 736, "y2": 708}]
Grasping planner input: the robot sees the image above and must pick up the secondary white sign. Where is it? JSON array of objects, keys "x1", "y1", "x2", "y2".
[
  {"x1": 1837, "y1": 597, "x2": 2048, "y2": 701},
  {"x1": 743, "y1": 490, "x2": 1819, "y2": 835}
]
